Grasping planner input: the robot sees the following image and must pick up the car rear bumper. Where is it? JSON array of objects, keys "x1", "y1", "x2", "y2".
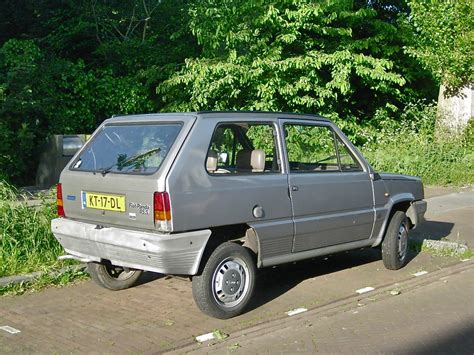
[{"x1": 51, "y1": 218, "x2": 211, "y2": 275}]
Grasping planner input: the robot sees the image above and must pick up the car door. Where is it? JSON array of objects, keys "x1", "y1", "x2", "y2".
[
  {"x1": 280, "y1": 119, "x2": 375, "y2": 252},
  {"x1": 169, "y1": 117, "x2": 295, "y2": 261}
]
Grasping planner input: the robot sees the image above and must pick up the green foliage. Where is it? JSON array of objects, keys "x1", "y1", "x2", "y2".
[
  {"x1": 285, "y1": 125, "x2": 335, "y2": 162},
  {"x1": 158, "y1": 0, "x2": 411, "y2": 118},
  {"x1": 0, "y1": 1, "x2": 197, "y2": 185},
  {"x1": 0, "y1": 39, "x2": 155, "y2": 183},
  {"x1": 362, "y1": 103, "x2": 474, "y2": 186},
  {"x1": 0, "y1": 268, "x2": 89, "y2": 296},
  {"x1": 212, "y1": 328, "x2": 229, "y2": 340},
  {"x1": 0, "y1": 180, "x2": 89, "y2": 290},
  {"x1": 406, "y1": 0, "x2": 474, "y2": 94},
  {"x1": 0, "y1": 181, "x2": 63, "y2": 277},
  {"x1": 245, "y1": 125, "x2": 275, "y2": 157},
  {"x1": 464, "y1": 117, "x2": 474, "y2": 149},
  {"x1": 0, "y1": 0, "x2": 469, "y2": 187}
]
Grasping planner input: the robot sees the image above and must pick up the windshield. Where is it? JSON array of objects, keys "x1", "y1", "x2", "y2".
[{"x1": 71, "y1": 123, "x2": 182, "y2": 174}]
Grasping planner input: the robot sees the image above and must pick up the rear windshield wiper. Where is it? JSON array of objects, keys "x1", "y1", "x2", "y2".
[{"x1": 100, "y1": 147, "x2": 161, "y2": 176}]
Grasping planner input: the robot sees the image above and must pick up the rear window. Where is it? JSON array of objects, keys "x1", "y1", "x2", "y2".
[{"x1": 71, "y1": 123, "x2": 182, "y2": 175}]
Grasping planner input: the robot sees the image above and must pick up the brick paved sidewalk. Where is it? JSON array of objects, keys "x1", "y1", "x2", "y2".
[
  {"x1": 0, "y1": 250, "x2": 462, "y2": 353},
  {"x1": 187, "y1": 263, "x2": 474, "y2": 354}
]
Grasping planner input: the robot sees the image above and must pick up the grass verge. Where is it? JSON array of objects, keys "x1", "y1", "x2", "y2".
[
  {"x1": 0, "y1": 268, "x2": 89, "y2": 296},
  {"x1": 363, "y1": 136, "x2": 474, "y2": 186},
  {"x1": 0, "y1": 181, "x2": 70, "y2": 278},
  {"x1": 409, "y1": 239, "x2": 473, "y2": 259},
  {"x1": 359, "y1": 103, "x2": 474, "y2": 186}
]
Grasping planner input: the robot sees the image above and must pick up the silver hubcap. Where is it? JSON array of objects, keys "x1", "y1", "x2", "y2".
[
  {"x1": 397, "y1": 222, "x2": 408, "y2": 261},
  {"x1": 212, "y1": 257, "x2": 250, "y2": 308}
]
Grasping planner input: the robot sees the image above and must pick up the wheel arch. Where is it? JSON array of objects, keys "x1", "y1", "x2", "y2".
[
  {"x1": 390, "y1": 200, "x2": 412, "y2": 225},
  {"x1": 372, "y1": 194, "x2": 415, "y2": 248},
  {"x1": 195, "y1": 224, "x2": 260, "y2": 275}
]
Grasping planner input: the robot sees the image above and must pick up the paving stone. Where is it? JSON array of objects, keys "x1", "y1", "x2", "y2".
[{"x1": 197, "y1": 265, "x2": 474, "y2": 354}]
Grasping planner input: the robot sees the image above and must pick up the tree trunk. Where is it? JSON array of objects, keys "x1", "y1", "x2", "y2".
[{"x1": 437, "y1": 83, "x2": 473, "y2": 134}]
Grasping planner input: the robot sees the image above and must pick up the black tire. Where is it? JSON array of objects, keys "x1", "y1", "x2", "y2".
[
  {"x1": 192, "y1": 242, "x2": 257, "y2": 319},
  {"x1": 87, "y1": 262, "x2": 143, "y2": 291},
  {"x1": 382, "y1": 211, "x2": 410, "y2": 270}
]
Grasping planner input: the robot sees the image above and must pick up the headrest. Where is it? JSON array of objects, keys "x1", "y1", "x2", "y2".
[
  {"x1": 236, "y1": 149, "x2": 266, "y2": 172},
  {"x1": 206, "y1": 150, "x2": 218, "y2": 172}
]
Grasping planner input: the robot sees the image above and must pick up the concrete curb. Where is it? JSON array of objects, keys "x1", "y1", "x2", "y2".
[
  {"x1": 0, "y1": 264, "x2": 87, "y2": 287},
  {"x1": 409, "y1": 237, "x2": 471, "y2": 257},
  {"x1": 422, "y1": 239, "x2": 469, "y2": 256},
  {"x1": 167, "y1": 259, "x2": 474, "y2": 354}
]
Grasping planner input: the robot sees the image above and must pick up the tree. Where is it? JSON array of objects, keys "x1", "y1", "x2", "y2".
[
  {"x1": 0, "y1": 0, "x2": 197, "y2": 184},
  {"x1": 406, "y1": 0, "x2": 473, "y2": 132},
  {"x1": 157, "y1": 0, "x2": 433, "y2": 137},
  {"x1": 406, "y1": 0, "x2": 473, "y2": 95}
]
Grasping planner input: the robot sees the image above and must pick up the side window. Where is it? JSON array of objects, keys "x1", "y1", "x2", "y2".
[
  {"x1": 206, "y1": 123, "x2": 280, "y2": 174},
  {"x1": 336, "y1": 138, "x2": 362, "y2": 171},
  {"x1": 285, "y1": 124, "x2": 339, "y2": 172}
]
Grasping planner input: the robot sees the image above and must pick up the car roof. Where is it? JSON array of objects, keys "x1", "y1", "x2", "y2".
[
  {"x1": 196, "y1": 111, "x2": 329, "y2": 121},
  {"x1": 111, "y1": 111, "x2": 330, "y2": 122}
]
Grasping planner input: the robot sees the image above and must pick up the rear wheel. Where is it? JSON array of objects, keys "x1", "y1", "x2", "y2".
[
  {"x1": 87, "y1": 262, "x2": 143, "y2": 290},
  {"x1": 192, "y1": 242, "x2": 256, "y2": 319},
  {"x1": 382, "y1": 211, "x2": 410, "y2": 270}
]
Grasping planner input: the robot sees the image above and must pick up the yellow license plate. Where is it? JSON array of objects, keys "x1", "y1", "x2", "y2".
[{"x1": 83, "y1": 192, "x2": 126, "y2": 212}]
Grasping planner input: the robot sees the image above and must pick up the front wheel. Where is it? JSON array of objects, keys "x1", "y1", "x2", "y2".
[
  {"x1": 382, "y1": 211, "x2": 410, "y2": 270},
  {"x1": 87, "y1": 262, "x2": 143, "y2": 291},
  {"x1": 192, "y1": 242, "x2": 256, "y2": 319}
]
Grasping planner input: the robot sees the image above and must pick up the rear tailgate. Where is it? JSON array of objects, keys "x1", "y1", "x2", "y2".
[
  {"x1": 59, "y1": 114, "x2": 195, "y2": 231},
  {"x1": 60, "y1": 173, "x2": 160, "y2": 230}
]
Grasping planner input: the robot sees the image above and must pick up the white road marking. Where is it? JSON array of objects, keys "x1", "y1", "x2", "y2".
[
  {"x1": 461, "y1": 258, "x2": 471, "y2": 262},
  {"x1": 0, "y1": 326, "x2": 21, "y2": 334},
  {"x1": 413, "y1": 271, "x2": 428, "y2": 277},
  {"x1": 355, "y1": 286, "x2": 375, "y2": 294},
  {"x1": 286, "y1": 307, "x2": 308, "y2": 316},
  {"x1": 195, "y1": 332, "x2": 215, "y2": 343}
]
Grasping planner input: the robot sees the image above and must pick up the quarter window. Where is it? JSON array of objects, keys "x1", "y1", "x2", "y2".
[{"x1": 206, "y1": 123, "x2": 280, "y2": 174}]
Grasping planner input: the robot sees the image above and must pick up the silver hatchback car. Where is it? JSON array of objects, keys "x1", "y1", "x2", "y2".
[{"x1": 52, "y1": 111, "x2": 427, "y2": 319}]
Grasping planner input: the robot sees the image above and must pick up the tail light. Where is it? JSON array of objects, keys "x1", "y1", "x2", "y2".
[
  {"x1": 57, "y1": 183, "x2": 65, "y2": 217},
  {"x1": 154, "y1": 191, "x2": 171, "y2": 232}
]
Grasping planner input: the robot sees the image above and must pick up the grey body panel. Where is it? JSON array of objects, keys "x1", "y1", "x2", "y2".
[
  {"x1": 279, "y1": 119, "x2": 374, "y2": 252},
  {"x1": 370, "y1": 173, "x2": 426, "y2": 247},
  {"x1": 168, "y1": 115, "x2": 294, "y2": 258},
  {"x1": 288, "y1": 171, "x2": 374, "y2": 251},
  {"x1": 379, "y1": 173, "x2": 424, "y2": 201},
  {"x1": 54, "y1": 111, "x2": 427, "y2": 275},
  {"x1": 262, "y1": 239, "x2": 375, "y2": 267},
  {"x1": 59, "y1": 172, "x2": 159, "y2": 230},
  {"x1": 60, "y1": 114, "x2": 196, "y2": 231},
  {"x1": 371, "y1": 179, "x2": 392, "y2": 245},
  {"x1": 52, "y1": 218, "x2": 210, "y2": 275}
]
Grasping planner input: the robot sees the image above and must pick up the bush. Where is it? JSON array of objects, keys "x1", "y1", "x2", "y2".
[
  {"x1": 0, "y1": 39, "x2": 156, "y2": 185},
  {"x1": 361, "y1": 103, "x2": 474, "y2": 186},
  {"x1": 0, "y1": 181, "x2": 63, "y2": 277}
]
